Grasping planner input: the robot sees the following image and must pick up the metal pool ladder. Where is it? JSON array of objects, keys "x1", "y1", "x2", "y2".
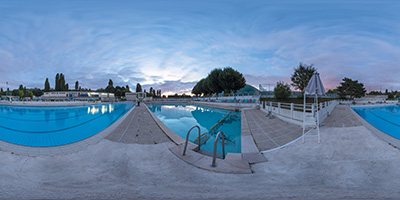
[
  {"x1": 182, "y1": 125, "x2": 201, "y2": 156},
  {"x1": 212, "y1": 131, "x2": 226, "y2": 167},
  {"x1": 182, "y1": 126, "x2": 226, "y2": 167}
]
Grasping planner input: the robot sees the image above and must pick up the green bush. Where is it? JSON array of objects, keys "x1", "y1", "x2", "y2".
[{"x1": 274, "y1": 81, "x2": 291, "y2": 101}]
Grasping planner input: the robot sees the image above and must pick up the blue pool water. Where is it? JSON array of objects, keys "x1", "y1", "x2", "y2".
[
  {"x1": 0, "y1": 103, "x2": 134, "y2": 147},
  {"x1": 352, "y1": 105, "x2": 400, "y2": 139},
  {"x1": 147, "y1": 104, "x2": 241, "y2": 155}
]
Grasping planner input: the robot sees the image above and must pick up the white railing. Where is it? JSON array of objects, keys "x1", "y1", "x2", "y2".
[{"x1": 261, "y1": 100, "x2": 338, "y2": 126}]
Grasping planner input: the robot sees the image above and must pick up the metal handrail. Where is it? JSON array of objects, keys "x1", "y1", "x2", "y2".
[
  {"x1": 212, "y1": 131, "x2": 226, "y2": 167},
  {"x1": 182, "y1": 125, "x2": 201, "y2": 156}
]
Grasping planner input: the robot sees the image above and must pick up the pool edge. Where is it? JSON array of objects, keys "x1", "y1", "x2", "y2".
[{"x1": 349, "y1": 105, "x2": 400, "y2": 148}]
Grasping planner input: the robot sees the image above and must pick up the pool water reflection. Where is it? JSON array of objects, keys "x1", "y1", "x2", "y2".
[{"x1": 147, "y1": 104, "x2": 241, "y2": 155}]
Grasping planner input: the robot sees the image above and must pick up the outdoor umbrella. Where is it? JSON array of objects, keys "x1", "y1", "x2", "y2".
[{"x1": 302, "y1": 72, "x2": 326, "y2": 143}]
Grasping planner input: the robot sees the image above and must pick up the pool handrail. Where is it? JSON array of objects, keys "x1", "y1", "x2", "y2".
[
  {"x1": 182, "y1": 125, "x2": 201, "y2": 156},
  {"x1": 212, "y1": 131, "x2": 226, "y2": 167},
  {"x1": 193, "y1": 111, "x2": 232, "y2": 144}
]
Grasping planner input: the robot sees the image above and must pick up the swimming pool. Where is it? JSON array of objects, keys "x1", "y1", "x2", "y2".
[
  {"x1": 0, "y1": 103, "x2": 134, "y2": 147},
  {"x1": 147, "y1": 104, "x2": 241, "y2": 156},
  {"x1": 352, "y1": 105, "x2": 400, "y2": 139}
]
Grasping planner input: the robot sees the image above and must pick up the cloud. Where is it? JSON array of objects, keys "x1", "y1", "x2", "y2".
[
  {"x1": 142, "y1": 80, "x2": 196, "y2": 95},
  {"x1": 0, "y1": 0, "x2": 399, "y2": 94}
]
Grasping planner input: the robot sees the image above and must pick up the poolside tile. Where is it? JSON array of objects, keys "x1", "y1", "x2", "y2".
[
  {"x1": 244, "y1": 109, "x2": 304, "y2": 152},
  {"x1": 273, "y1": 135, "x2": 294, "y2": 146}
]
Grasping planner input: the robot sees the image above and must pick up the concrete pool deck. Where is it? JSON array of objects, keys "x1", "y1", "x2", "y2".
[
  {"x1": 106, "y1": 105, "x2": 170, "y2": 144},
  {"x1": 2, "y1": 120, "x2": 400, "y2": 199}
]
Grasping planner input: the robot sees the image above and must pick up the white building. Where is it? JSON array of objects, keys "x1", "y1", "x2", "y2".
[
  {"x1": 125, "y1": 92, "x2": 137, "y2": 101},
  {"x1": 43, "y1": 91, "x2": 115, "y2": 101},
  {"x1": 125, "y1": 92, "x2": 152, "y2": 102}
]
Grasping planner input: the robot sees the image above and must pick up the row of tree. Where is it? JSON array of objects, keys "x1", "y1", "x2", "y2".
[
  {"x1": 192, "y1": 67, "x2": 246, "y2": 96},
  {"x1": 94, "y1": 79, "x2": 130, "y2": 97},
  {"x1": 273, "y1": 63, "x2": 367, "y2": 100},
  {"x1": 44, "y1": 73, "x2": 80, "y2": 92},
  {"x1": 2, "y1": 76, "x2": 164, "y2": 99},
  {"x1": 0, "y1": 84, "x2": 43, "y2": 99},
  {"x1": 135, "y1": 83, "x2": 162, "y2": 98}
]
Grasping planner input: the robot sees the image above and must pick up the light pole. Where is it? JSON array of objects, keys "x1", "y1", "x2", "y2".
[{"x1": 6, "y1": 82, "x2": 9, "y2": 101}]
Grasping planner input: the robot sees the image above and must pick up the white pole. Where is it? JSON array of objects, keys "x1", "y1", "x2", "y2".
[
  {"x1": 316, "y1": 93, "x2": 320, "y2": 143},
  {"x1": 302, "y1": 92, "x2": 306, "y2": 143},
  {"x1": 317, "y1": 73, "x2": 321, "y2": 143}
]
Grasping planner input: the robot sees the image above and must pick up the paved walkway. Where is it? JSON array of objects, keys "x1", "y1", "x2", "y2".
[
  {"x1": 106, "y1": 105, "x2": 171, "y2": 144},
  {"x1": 244, "y1": 109, "x2": 304, "y2": 151},
  {"x1": 2, "y1": 125, "x2": 400, "y2": 199},
  {"x1": 323, "y1": 105, "x2": 362, "y2": 127}
]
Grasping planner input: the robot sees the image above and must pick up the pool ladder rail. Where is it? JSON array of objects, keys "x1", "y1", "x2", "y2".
[
  {"x1": 193, "y1": 111, "x2": 232, "y2": 145},
  {"x1": 182, "y1": 125, "x2": 226, "y2": 167}
]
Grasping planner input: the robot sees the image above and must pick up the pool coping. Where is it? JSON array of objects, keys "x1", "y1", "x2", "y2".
[
  {"x1": 144, "y1": 102, "x2": 260, "y2": 173},
  {"x1": 0, "y1": 104, "x2": 136, "y2": 156},
  {"x1": 0, "y1": 101, "x2": 101, "y2": 107},
  {"x1": 349, "y1": 105, "x2": 400, "y2": 148},
  {"x1": 143, "y1": 103, "x2": 186, "y2": 145}
]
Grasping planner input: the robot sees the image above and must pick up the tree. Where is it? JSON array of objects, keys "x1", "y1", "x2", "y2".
[
  {"x1": 327, "y1": 88, "x2": 338, "y2": 94},
  {"x1": 114, "y1": 86, "x2": 125, "y2": 97},
  {"x1": 12, "y1": 89, "x2": 19, "y2": 96},
  {"x1": 337, "y1": 77, "x2": 366, "y2": 99},
  {"x1": 44, "y1": 78, "x2": 50, "y2": 92},
  {"x1": 149, "y1": 87, "x2": 153, "y2": 95},
  {"x1": 207, "y1": 68, "x2": 223, "y2": 94},
  {"x1": 219, "y1": 67, "x2": 246, "y2": 94},
  {"x1": 59, "y1": 73, "x2": 65, "y2": 91},
  {"x1": 136, "y1": 83, "x2": 142, "y2": 92},
  {"x1": 27, "y1": 91, "x2": 33, "y2": 98},
  {"x1": 75, "y1": 81, "x2": 79, "y2": 91},
  {"x1": 18, "y1": 90, "x2": 24, "y2": 99},
  {"x1": 368, "y1": 91, "x2": 382, "y2": 95},
  {"x1": 201, "y1": 78, "x2": 211, "y2": 95},
  {"x1": 55, "y1": 73, "x2": 60, "y2": 91},
  {"x1": 192, "y1": 82, "x2": 200, "y2": 96},
  {"x1": 126, "y1": 85, "x2": 130, "y2": 92},
  {"x1": 19, "y1": 84, "x2": 23, "y2": 90},
  {"x1": 192, "y1": 78, "x2": 209, "y2": 96},
  {"x1": 274, "y1": 81, "x2": 291, "y2": 100},
  {"x1": 105, "y1": 79, "x2": 114, "y2": 93},
  {"x1": 388, "y1": 93, "x2": 395, "y2": 99},
  {"x1": 291, "y1": 63, "x2": 316, "y2": 93},
  {"x1": 31, "y1": 88, "x2": 43, "y2": 97},
  {"x1": 65, "y1": 83, "x2": 69, "y2": 91}
]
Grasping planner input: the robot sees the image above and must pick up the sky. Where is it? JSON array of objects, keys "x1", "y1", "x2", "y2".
[{"x1": 0, "y1": 0, "x2": 400, "y2": 95}]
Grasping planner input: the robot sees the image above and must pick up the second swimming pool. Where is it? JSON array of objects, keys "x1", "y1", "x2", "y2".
[
  {"x1": 0, "y1": 103, "x2": 134, "y2": 147},
  {"x1": 147, "y1": 104, "x2": 241, "y2": 155},
  {"x1": 352, "y1": 104, "x2": 400, "y2": 140}
]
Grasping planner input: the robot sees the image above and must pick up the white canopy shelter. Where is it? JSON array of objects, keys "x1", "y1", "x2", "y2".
[{"x1": 302, "y1": 72, "x2": 326, "y2": 143}]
